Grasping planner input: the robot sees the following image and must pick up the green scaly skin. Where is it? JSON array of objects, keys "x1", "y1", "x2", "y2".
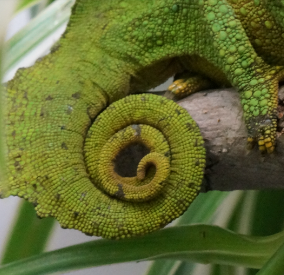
[{"x1": 1, "y1": 0, "x2": 284, "y2": 239}]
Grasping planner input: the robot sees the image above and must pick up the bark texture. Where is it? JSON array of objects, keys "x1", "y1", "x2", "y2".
[{"x1": 179, "y1": 87, "x2": 284, "y2": 191}]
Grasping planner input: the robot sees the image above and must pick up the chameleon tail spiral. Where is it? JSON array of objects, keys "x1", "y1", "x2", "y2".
[{"x1": 3, "y1": 87, "x2": 205, "y2": 239}]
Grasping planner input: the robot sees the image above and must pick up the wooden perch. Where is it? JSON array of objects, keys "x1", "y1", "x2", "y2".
[{"x1": 178, "y1": 87, "x2": 284, "y2": 192}]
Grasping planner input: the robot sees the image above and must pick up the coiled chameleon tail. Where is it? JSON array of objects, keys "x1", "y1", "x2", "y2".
[
  {"x1": 4, "y1": 92, "x2": 205, "y2": 239},
  {"x1": 6, "y1": 0, "x2": 284, "y2": 239}
]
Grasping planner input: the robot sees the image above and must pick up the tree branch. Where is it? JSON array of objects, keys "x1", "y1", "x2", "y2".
[{"x1": 178, "y1": 87, "x2": 284, "y2": 191}]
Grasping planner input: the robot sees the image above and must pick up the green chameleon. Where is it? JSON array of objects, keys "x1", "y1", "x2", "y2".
[{"x1": 1, "y1": 0, "x2": 283, "y2": 239}]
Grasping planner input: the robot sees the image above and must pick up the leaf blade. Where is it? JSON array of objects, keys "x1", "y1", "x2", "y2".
[
  {"x1": 0, "y1": 225, "x2": 283, "y2": 275},
  {"x1": 1, "y1": 201, "x2": 55, "y2": 265},
  {"x1": 4, "y1": 0, "x2": 75, "y2": 75}
]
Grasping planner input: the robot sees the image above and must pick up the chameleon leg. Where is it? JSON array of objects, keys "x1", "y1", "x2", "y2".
[
  {"x1": 167, "y1": 72, "x2": 215, "y2": 99},
  {"x1": 244, "y1": 67, "x2": 284, "y2": 153},
  {"x1": 197, "y1": 1, "x2": 282, "y2": 153},
  {"x1": 238, "y1": 64, "x2": 284, "y2": 153}
]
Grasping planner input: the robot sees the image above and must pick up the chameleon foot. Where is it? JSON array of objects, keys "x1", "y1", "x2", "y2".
[
  {"x1": 241, "y1": 69, "x2": 282, "y2": 153},
  {"x1": 167, "y1": 72, "x2": 214, "y2": 99},
  {"x1": 246, "y1": 115, "x2": 277, "y2": 153}
]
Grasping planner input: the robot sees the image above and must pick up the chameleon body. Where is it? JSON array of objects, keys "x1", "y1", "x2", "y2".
[{"x1": 1, "y1": 0, "x2": 284, "y2": 239}]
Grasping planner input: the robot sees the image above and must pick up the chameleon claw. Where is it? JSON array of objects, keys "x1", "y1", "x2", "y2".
[
  {"x1": 264, "y1": 139, "x2": 275, "y2": 153},
  {"x1": 258, "y1": 137, "x2": 266, "y2": 152},
  {"x1": 256, "y1": 135, "x2": 275, "y2": 153},
  {"x1": 266, "y1": 145, "x2": 275, "y2": 154},
  {"x1": 258, "y1": 138, "x2": 265, "y2": 146},
  {"x1": 246, "y1": 112, "x2": 277, "y2": 154},
  {"x1": 248, "y1": 135, "x2": 275, "y2": 153},
  {"x1": 247, "y1": 137, "x2": 255, "y2": 143},
  {"x1": 167, "y1": 73, "x2": 214, "y2": 99},
  {"x1": 167, "y1": 79, "x2": 192, "y2": 100},
  {"x1": 168, "y1": 79, "x2": 188, "y2": 96},
  {"x1": 247, "y1": 137, "x2": 256, "y2": 150}
]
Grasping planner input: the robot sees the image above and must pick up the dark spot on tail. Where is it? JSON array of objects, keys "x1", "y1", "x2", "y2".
[
  {"x1": 175, "y1": 109, "x2": 181, "y2": 115},
  {"x1": 102, "y1": 23, "x2": 108, "y2": 30},
  {"x1": 50, "y1": 43, "x2": 60, "y2": 53},
  {"x1": 61, "y1": 142, "x2": 68, "y2": 150},
  {"x1": 72, "y1": 92, "x2": 81, "y2": 99},
  {"x1": 45, "y1": 95, "x2": 53, "y2": 101},
  {"x1": 188, "y1": 182, "x2": 195, "y2": 188},
  {"x1": 74, "y1": 212, "x2": 79, "y2": 218},
  {"x1": 164, "y1": 151, "x2": 170, "y2": 157},
  {"x1": 194, "y1": 139, "x2": 199, "y2": 146},
  {"x1": 14, "y1": 161, "x2": 22, "y2": 171},
  {"x1": 177, "y1": 199, "x2": 186, "y2": 207},
  {"x1": 40, "y1": 107, "x2": 47, "y2": 117},
  {"x1": 115, "y1": 184, "x2": 125, "y2": 199},
  {"x1": 186, "y1": 122, "x2": 193, "y2": 130}
]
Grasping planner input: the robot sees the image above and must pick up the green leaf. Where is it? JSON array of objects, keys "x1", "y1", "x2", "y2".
[
  {"x1": 145, "y1": 260, "x2": 182, "y2": 275},
  {"x1": 215, "y1": 190, "x2": 284, "y2": 275},
  {"x1": 249, "y1": 190, "x2": 284, "y2": 237},
  {"x1": 16, "y1": 0, "x2": 57, "y2": 14},
  {"x1": 210, "y1": 191, "x2": 258, "y2": 275},
  {"x1": 0, "y1": 224, "x2": 284, "y2": 275},
  {"x1": 176, "y1": 191, "x2": 232, "y2": 225},
  {"x1": 256, "y1": 241, "x2": 284, "y2": 275},
  {"x1": 146, "y1": 191, "x2": 243, "y2": 275},
  {"x1": 4, "y1": 0, "x2": 75, "y2": 74},
  {"x1": 244, "y1": 190, "x2": 284, "y2": 275},
  {"x1": 172, "y1": 261, "x2": 196, "y2": 275},
  {"x1": 225, "y1": 191, "x2": 257, "y2": 234},
  {"x1": 16, "y1": 0, "x2": 46, "y2": 13},
  {"x1": 1, "y1": 200, "x2": 55, "y2": 265},
  {"x1": 210, "y1": 264, "x2": 240, "y2": 275}
]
